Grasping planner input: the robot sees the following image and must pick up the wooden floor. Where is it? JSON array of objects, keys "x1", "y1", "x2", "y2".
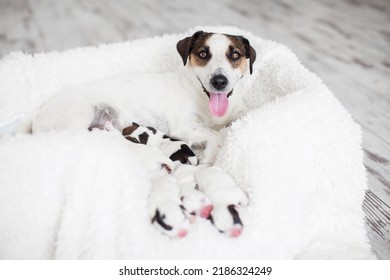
[{"x1": 0, "y1": 0, "x2": 389, "y2": 258}]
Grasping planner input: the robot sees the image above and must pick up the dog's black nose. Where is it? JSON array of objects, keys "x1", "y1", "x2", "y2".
[{"x1": 211, "y1": 75, "x2": 228, "y2": 90}]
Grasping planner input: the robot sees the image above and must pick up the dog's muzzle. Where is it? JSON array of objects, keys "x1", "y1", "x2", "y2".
[{"x1": 198, "y1": 76, "x2": 233, "y2": 118}]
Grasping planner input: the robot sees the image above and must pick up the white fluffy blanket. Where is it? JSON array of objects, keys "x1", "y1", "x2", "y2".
[{"x1": 0, "y1": 26, "x2": 374, "y2": 259}]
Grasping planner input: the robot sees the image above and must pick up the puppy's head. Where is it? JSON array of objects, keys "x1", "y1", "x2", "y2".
[{"x1": 177, "y1": 31, "x2": 256, "y2": 117}]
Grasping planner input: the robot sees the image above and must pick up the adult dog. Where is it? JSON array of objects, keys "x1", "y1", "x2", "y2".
[
  {"x1": 28, "y1": 30, "x2": 256, "y2": 236},
  {"x1": 30, "y1": 31, "x2": 256, "y2": 164}
]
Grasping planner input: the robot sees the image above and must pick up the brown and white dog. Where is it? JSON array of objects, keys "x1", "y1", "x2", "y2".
[{"x1": 28, "y1": 30, "x2": 256, "y2": 237}]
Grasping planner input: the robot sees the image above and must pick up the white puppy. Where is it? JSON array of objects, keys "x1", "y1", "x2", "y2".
[{"x1": 195, "y1": 166, "x2": 249, "y2": 237}]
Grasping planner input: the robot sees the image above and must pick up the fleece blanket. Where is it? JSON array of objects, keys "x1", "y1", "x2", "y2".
[{"x1": 0, "y1": 26, "x2": 374, "y2": 259}]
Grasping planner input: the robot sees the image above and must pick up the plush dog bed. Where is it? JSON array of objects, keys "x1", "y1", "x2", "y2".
[{"x1": 0, "y1": 26, "x2": 374, "y2": 259}]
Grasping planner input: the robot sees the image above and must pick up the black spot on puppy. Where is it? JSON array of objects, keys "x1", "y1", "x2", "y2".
[
  {"x1": 227, "y1": 205, "x2": 242, "y2": 226},
  {"x1": 125, "y1": 136, "x2": 140, "y2": 144},
  {"x1": 147, "y1": 126, "x2": 157, "y2": 134},
  {"x1": 138, "y1": 132, "x2": 149, "y2": 144},
  {"x1": 162, "y1": 134, "x2": 180, "y2": 141},
  {"x1": 151, "y1": 209, "x2": 173, "y2": 231},
  {"x1": 170, "y1": 144, "x2": 196, "y2": 163}
]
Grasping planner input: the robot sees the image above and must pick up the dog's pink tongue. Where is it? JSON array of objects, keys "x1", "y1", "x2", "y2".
[{"x1": 209, "y1": 92, "x2": 229, "y2": 117}]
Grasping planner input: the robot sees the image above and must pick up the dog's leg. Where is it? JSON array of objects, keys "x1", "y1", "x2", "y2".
[
  {"x1": 194, "y1": 166, "x2": 249, "y2": 237},
  {"x1": 149, "y1": 174, "x2": 191, "y2": 238}
]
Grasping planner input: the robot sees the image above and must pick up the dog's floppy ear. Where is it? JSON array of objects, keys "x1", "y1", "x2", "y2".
[
  {"x1": 176, "y1": 30, "x2": 204, "y2": 66},
  {"x1": 242, "y1": 37, "x2": 257, "y2": 74}
]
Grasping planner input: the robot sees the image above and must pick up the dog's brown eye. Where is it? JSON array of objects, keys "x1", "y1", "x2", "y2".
[{"x1": 198, "y1": 51, "x2": 207, "y2": 59}]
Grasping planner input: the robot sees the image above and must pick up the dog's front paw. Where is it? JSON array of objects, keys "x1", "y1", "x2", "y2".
[{"x1": 198, "y1": 133, "x2": 223, "y2": 164}]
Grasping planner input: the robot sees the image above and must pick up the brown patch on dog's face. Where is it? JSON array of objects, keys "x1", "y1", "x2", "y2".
[
  {"x1": 226, "y1": 35, "x2": 256, "y2": 74},
  {"x1": 187, "y1": 32, "x2": 213, "y2": 67},
  {"x1": 177, "y1": 31, "x2": 212, "y2": 66},
  {"x1": 225, "y1": 35, "x2": 248, "y2": 73}
]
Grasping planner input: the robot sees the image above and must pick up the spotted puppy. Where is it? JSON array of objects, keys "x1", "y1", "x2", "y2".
[{"x1": 122, "y1": 122, "x2": 198, "y2": 168}]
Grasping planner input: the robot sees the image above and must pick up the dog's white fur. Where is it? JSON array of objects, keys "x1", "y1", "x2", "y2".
[{"x1": 29, "y1": 32, "x2": 254, "y2": 237}]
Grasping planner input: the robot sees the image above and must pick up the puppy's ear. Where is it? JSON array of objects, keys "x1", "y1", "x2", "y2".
[
  {"x1": 242, "y1": 37, "x2": 257, "y2": 74},
  {"x1": 176, "y1": 30, "x2": 204, "y2": 66}
]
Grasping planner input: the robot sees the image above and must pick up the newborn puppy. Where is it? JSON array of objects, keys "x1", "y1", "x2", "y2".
[
  {"x1": 195, "y1": 166, "x2": 249, "y2": 237},
  {"x1": 149, "y1": 174, "x2": 190, "y2": 238},
  {"x1": 122, "y1": 122, "x2": 198, "y2": 167}
]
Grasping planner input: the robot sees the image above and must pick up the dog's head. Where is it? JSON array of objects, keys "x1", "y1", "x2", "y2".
[{"x1": 177, "y1": 31, "x2": 256, "y2": 117}]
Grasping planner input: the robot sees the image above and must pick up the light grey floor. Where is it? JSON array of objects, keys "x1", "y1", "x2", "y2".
[{"x1": 0, "y1": 0, "x2": 389, "y2": 258}]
